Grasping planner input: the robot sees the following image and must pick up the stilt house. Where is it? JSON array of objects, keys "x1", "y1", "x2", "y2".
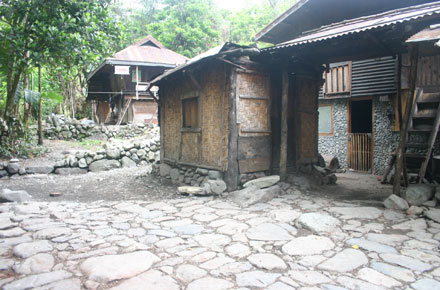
[{"x1": 87, "y1": 36, "x2": 187, "y2": 125}]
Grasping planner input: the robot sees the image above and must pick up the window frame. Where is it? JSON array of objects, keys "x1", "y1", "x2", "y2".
[
  {"x1": 181, "y1": 95, "x2": 201, "y2": 132},
  {"x1": 318, "y1": 104, "x2": 334, "y2": 136},
  {"x1": 131, "y1": 69, "x2": 142, "y2": 83},
  {"x1": 323, "y1": 61, "x2": 352, "y2": 98}
]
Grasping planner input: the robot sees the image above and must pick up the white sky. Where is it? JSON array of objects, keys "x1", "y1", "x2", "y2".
[
  {"x1": 121, "y1": 0, "x2": 267, "y2": 11},
  {"x1": 215, "y1": 0, "x2": 267, "y2": 11}
]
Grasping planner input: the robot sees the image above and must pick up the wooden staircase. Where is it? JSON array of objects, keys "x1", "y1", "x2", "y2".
[
  {"x1": 382, "y1": 90, "x2": 440, "y2": 184},
  {"x1": 116, "y1": 98, "x2": 132, "y2": 126},
  {"x1": 406, "y1": 91, "x2": 440, "y2": 182}
]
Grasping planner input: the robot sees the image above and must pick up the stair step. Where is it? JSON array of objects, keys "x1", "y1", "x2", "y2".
[
  {"x1": 404, "y1": 153, "x2": 426, "y2": 159},
  {"x1": 413, "y1": 110, "x2": 437, "y2": 118},
  {"x1": 406, "y1": 143, "x2": 428, "y2": 148},
  {"x1": 417, "y1": 92, "x2": 440, "y2": 103},
  {"x1": 409, "y1": 127, "x2": 432, "y2": 133}
]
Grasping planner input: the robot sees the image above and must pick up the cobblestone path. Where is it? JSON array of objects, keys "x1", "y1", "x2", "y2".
[{"x1": 1, "y1": 191, "x2": 440, "y2": 289}]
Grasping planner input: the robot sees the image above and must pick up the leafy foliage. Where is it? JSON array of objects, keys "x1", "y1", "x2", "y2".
[{"x1": 147, "y1": 0, "x2": 221, "y2": 57}]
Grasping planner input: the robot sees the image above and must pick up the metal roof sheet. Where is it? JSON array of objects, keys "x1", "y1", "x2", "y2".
[
  {"x1": 112, "y1": 35, "x2": 188, "y2": 65},
  {"x1": 149, "y1": 43, "x2": 245, "y2": 85},
  {"x1": 407, "y1": 24, "x2": 440, "y2": 42},
  {"x1": 265, "y1": 2, "x2": 440, "y2": 51}
]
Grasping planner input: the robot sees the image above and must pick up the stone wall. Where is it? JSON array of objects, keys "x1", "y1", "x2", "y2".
[
  {"x1": 373, "y1": 97, "x2": 399, "y2": 175},
  {"x1": 44, "y1": 114, "x2": 153, "y2": 141},
  {"x1": 319, "y1": 97, "x2": 400, "y2": 175},
  {"x1": 318, "y1": 99, "x2": 349, "y2": 168},
  {"x1": 0, "y1": 131, "x2": 160, "y2": 178}
]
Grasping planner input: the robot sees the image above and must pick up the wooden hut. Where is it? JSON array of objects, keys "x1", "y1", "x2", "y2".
[
  {"x1": 150, "y1": 43, "x2": 321, "y2": 190},
  {"x1": 87, "y1": 35, "x2": 187, "y2": 125}
]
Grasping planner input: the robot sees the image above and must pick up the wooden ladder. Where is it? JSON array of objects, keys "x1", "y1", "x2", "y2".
[
  {"x1": 116, "y1": 98, "x2": 132, "y2": 126},
  {"x1": 407, "y1": 92, "x2": 440, "y2": 182},
  {"x1": 382, "y1": 88, "x2": 423, "y2": 184}
]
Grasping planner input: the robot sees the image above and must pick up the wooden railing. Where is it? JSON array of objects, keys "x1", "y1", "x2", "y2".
[{"x1": 348, "y1": 133, "x2": 372, "y2": 172}]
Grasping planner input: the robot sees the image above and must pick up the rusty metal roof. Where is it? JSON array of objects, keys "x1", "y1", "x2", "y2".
[
  {"x1": 265, "y1": 2, "x2": 440, "y2": 51},
  {"x1": 407, "y1": 24, "x2": 440, "y2": 42},
  {"x1": 110, "y1": 35, "x2": 188, "y2": 66}
]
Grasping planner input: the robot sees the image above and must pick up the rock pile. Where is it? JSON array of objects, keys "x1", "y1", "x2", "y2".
[
  {"x1": 383, "y1": 184, "x2": 440, "y2": 220},
  {"x1": 43, "y1": 114, "x2": 156, "y2": 141},
  {"x1": 53, "y1": 139, "x2": 161, "y2": 174}
]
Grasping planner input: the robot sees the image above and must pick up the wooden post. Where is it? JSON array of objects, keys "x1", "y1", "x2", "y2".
[
  {"x1": 225, "y1": 68, "x2": 239, "y2": 191},
  {"x1": 280, "y1": 66, "x2": 289, "y2": 181},
  {"x1": 393, "y1": 44, "x2": 419, "y2": 195}
]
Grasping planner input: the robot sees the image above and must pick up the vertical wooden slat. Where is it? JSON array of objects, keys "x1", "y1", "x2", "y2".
[{"x1": 338, "y1": 67, "x2": 343, "y2": 92}]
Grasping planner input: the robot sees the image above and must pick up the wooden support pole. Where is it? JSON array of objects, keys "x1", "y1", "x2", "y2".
[
  {"x1": 393, "y1": 44, "x2": 419, "y2": 196},
  {"x1": 280, "y1": 66, "x2": 289, "y2": 181},
  {"x1": 225, "y1": 69, "x2": 239, "y2": 191}
]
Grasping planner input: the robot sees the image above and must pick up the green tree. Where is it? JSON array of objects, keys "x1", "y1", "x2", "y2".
[
  {"x1": 147, "y1": 0, "x2": 221, "y2": 57},
  {"x1": 0, "y1": 0, "x2": 121, "y2": 122}
]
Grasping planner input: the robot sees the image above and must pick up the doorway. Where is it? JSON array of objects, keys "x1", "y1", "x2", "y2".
[{"x1": 348, "y1": 98, "x2": 373, "y2": 172}]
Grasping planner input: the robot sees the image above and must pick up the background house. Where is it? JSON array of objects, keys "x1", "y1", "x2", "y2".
[
  {"x1": 87, "y1": 35, "x2": 187, "y2": 125},
  {"x1": 257, "y1": 0, "x2": 440, "y2": 179}
]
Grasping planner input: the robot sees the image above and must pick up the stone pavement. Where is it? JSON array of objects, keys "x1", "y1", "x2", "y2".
[{"x1": 1, "y1": 190, "x2": 440, "y2": 289}]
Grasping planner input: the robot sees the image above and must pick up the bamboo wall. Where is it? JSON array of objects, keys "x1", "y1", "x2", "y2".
[{"x1": 161, "y1": 62, "x2": 229, "y2": 170}]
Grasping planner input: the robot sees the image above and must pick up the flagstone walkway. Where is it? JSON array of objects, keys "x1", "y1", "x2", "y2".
[{"x1": 1, "y1": 190, "x2": 439, "y2": 289}]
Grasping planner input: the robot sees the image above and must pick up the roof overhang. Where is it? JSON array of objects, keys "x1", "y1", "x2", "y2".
[
  {"x1": 87, "y1": 59, "x2": 177, "y2": 81},
  {"x1": 255, "y1": 0, "x2": 438, "y2": 44},
  {"x1": 148, "y1": 43, "x2": 259, "y2": 88},
  {"x1": 264, "y1": 2, "x2": 440, "y2": 52}
]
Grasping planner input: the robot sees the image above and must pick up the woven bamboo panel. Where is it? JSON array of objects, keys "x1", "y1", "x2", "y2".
[
  {"x1": 162, "y1": 79, "x2": 193, "y2": 161},
  {"x1": 200, "y1": 65, "x2": 226, "y2": 167},
  {"x1": 161, "y1": 62, "x2": 228, "y2": 169},
  {"x1": 237, "y1": 72, "x2": 270, "y2": 137}
]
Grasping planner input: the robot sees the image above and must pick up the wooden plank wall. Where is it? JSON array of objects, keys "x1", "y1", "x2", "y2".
[
  {"x1": 295, "y1": 74, "x2": 319, "y2": 164},
  {"x1": 161, "y1": 62, "x2": 228, "y2": 170},
  {"x1": 236, "y1": 70, "x2": 272, "y2": 173}
]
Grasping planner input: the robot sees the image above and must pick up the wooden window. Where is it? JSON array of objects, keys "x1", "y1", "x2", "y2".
[
  {"x1": 318, "y1": 104, "x2": 334, "y2": 135},
  {"x1": 182, "y1": 97, "x2": 199, "y2": 129},
  {"x1": 323, "y1": 61, "x2": 351, "y2": 97},
  {"x1": 131, "y1": 69, "x2": 141, "y2": 83}
]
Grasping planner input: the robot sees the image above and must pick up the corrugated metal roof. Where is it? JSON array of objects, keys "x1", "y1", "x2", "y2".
[
  {"x1": 265, "y1": 2, "x2": 440, "y2": 51},
  {"x1": 407, "y1": 24, "x2": 440, "y2": 42},
  {"x1": 111, "y1": 35, "x2": 188, "y2": 66},
  {"x1": 149, "y1": 43, "x2": 247, "y2": 85}
]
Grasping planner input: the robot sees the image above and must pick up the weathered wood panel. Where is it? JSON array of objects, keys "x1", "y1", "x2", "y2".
[
  {"x1": 417, "y1": 54, "x2": 440, "y2": 88},
  {"x1": 236, "y1": 70, "x2": 271, "y2": 173},
  {"x1": 295, "y1": 74, "x2": 319, "y2": 164},
  {"x1": 238, "y1": 135, "x2": 271, "y2": 173},
  {"x1": 180, "y1": 132, "x2": 199, "y2": 163}
]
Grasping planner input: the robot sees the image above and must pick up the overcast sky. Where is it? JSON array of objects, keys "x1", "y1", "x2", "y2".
[{"x1": 121, "y1": 0, "x2": 268, "y2": 11}]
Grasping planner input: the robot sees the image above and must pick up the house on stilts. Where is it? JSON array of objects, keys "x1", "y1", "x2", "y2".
[{"x1": 87, "y1": 35, "x2": 187, "y2": 125}]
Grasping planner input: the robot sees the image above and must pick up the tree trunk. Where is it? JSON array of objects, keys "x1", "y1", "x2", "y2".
[
  {"x1": 38, "y1": 66, "x2": 43, "y2": 145},
  {"x1": 23, "y1": 72, "x2": 32, "y2": 129}
]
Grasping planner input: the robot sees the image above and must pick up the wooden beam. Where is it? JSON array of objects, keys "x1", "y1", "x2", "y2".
[
  {"x1": 393, "y1": 44, "x2": 420, "y2": 196},
  {"x1": 188, "y1": 72, "x2": 201, "y2": 91},
  {"x1": 225, "y1": 68, "x2": 239, "y2": 191},
  {"x1": 280, "y1": 66, "x2": 289, "y2": 181}
]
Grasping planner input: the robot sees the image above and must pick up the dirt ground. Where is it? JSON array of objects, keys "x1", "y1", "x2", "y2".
[{"x1": 0, "y1": 140, "x2": 393, "y2": 203}]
